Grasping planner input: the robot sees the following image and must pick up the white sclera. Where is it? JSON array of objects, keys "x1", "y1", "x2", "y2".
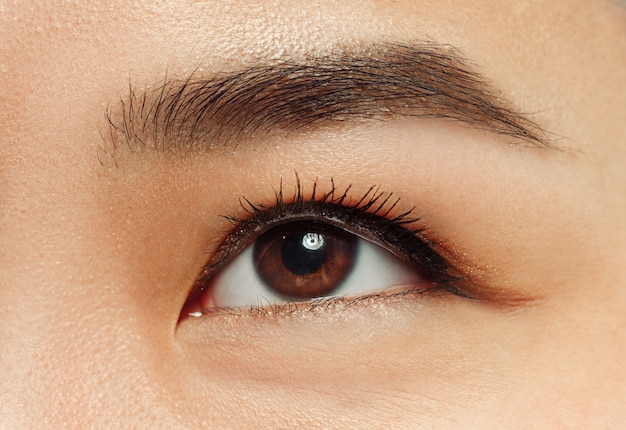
[{"x1": 208, "y1": 236, "x2": 424, "y2": 309}]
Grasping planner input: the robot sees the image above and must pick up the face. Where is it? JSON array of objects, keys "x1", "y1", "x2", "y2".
[{"x1": 2, "y1": 0, "x2": 626, "y2": 428}]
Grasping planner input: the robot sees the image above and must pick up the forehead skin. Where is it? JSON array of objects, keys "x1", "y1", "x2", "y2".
[{"x1": 1, "y1": 1, "x2": 626, "y2": 428}]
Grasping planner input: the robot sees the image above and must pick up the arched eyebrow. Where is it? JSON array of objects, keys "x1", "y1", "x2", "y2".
[{"x1": 104, "y1": 43, "x2": 549, "y2": 155}]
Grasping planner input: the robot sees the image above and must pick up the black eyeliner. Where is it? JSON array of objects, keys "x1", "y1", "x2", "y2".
[{"x1": 191, "y1": 177, "x2": 470, "y2": 303}]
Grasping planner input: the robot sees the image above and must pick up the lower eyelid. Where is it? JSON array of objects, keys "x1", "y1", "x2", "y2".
[{"x1": 190, "y1": 287, "x2": 448, "y2": 319}]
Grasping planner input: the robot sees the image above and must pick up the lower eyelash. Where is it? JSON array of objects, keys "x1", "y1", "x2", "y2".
[{"x1": 191, "y1": 286, "x2": 454, "y2": 318}]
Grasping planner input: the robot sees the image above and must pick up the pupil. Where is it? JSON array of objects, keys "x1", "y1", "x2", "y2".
[{"x1": 281, "y1": 232, "x2": 327, "y2": 275}]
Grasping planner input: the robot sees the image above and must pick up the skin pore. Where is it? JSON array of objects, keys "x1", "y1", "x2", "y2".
[{"x1": 1, "y1": 0, "x2": 626, "y2": 428}]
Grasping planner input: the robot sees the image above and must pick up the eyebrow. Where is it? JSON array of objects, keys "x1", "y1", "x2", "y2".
[{"x1": 104, "y1": 43, "x2": 548, "y2": 155}]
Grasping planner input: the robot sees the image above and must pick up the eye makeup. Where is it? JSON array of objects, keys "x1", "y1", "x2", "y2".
[{"x1": 184, "y1": 177, "x2": 473, "y2": 317}]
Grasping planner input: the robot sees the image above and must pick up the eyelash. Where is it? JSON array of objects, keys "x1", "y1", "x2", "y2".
[{"x1": 187, "y1": 177, "x2": 472, "y2": 316}]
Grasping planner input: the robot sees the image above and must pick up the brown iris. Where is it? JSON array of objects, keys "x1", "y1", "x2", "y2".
[{"x1": 253, "y1": 221, "x2": 358, "y2": 299}]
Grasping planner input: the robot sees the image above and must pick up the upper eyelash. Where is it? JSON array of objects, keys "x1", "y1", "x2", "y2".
[{"x1": 191, "y1": 176, "x2": 470, "y2": 302}]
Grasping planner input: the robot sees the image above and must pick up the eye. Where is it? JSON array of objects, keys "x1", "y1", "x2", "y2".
[
  {"x1": 198, "y1": 220, "x2": 426, "y2": 309},
  {"x1": 184, "y1": 180, "x2": 470, "y2": 316}
]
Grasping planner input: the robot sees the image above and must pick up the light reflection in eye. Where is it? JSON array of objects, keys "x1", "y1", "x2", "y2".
[{"x1": 199, "y1": 221, "x2": 426, "y2": 309}]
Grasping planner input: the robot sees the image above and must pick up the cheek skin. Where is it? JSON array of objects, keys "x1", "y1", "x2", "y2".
[
  {"x1": 173, "y1": 293, "x2": 619, "y2": 428},
  {"x1": 174, "y1": 301, "x2": 492, "y2": 427}
]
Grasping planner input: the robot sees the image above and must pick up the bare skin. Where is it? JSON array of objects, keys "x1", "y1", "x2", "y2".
[{"x1": 1, "y1": 1, "x2": 626, "y2": 428}]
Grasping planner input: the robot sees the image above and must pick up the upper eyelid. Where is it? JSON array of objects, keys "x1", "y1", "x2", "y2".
[{"x1": 201, "y1": 180, "x2": 417, "y2": 274}]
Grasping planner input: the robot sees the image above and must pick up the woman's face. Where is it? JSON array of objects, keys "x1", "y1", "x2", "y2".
[{"x1": 1, "y1": 1, "x2": 626, "y2": 427}]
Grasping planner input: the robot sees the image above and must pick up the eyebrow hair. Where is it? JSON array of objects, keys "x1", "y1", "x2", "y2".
[{"x1": 104, "y1": 43, "x2": 548, "y2": 155}]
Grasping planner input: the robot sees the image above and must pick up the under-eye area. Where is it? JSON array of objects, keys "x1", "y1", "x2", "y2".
[{"x1": 182, "y1": 178, "x2": 472, "y2": 318}]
